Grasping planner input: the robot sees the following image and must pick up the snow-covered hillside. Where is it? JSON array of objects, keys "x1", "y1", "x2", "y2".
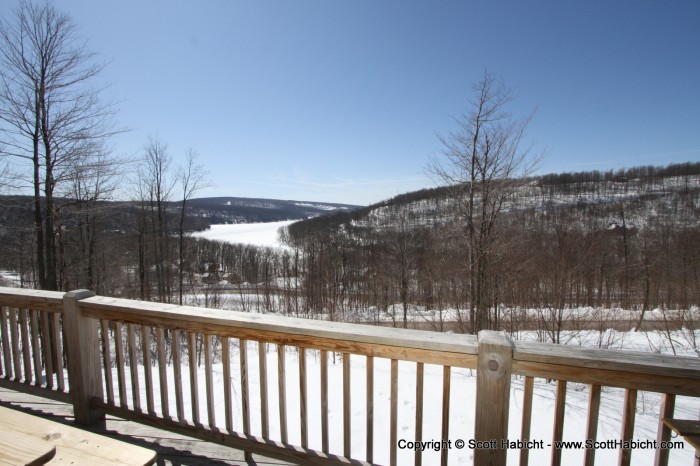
[{"x1": 191, "y1": 220, "x2": 295, "y2": 248}]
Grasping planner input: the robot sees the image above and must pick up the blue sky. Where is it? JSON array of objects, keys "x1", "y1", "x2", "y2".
[{"x1": 2, "y1": 1, "x2": 699, "y2": 205}]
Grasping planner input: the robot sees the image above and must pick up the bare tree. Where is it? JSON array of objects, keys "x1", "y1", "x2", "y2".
[
  {"x1": 177, "y1": 149, "x2": 209, "y2": 305},
  {"x1": 0, "y1": 1, "x2": 117, "y2": 290},
  {"x1": 138, "y1": 137, "x2": 176, "y2": 302},
  {"x1": 429, "y1": 71, "x2": 540, "y2": 332}
]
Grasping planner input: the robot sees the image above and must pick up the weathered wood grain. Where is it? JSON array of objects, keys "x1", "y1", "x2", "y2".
[
  {"x1": 366, "y1": 355, "x2": 374, "y2": 464},
  {"x1": 519, "y1": 376, "x2": 534, "y2": 466},
  {"x1": 127, "y1": 323, "x2": 141, "y2": 412},
  {"x1": 584, "y1": 384, "x2": 601, "y2": 466},
  {"x1": 155, "y1": 329, "x2": 169, "y2": 417},
  {"x1": 514, "y1": 340, "x2": 700, "y2": 381},
  {"x1": 100, "y1": 320, "x2": 114, "y2": 404},
  {"x1": 0, "y1": 287, "x2": 64, "y2": 312},
  {"x1": 278, "y1": 344, "x2": 288, "y2": 444},
  {"x1": 440, "y1": 366, "x2": 451, "y2": 466},
  {"x1": 619, "y1": 389, "x2": 637, "y2": 466},
  {"x1": 113, "y1": 321, "x2": 127, "y2": 407},
  {"x1": 19, "y1": 309, "x2": 31, "y2": 383},
  {"x1": 141, "y1": 326, "x2": 154, "y2": 415},
  {"x1": 63, "y1": 289, "x2": 103, "y2": 425},
  {"x1": 344, "y1": 352, "x2": 351, "y2": 459},
  {"x1": 474, "y1": 331, "x2": 513, "y2": 466},
  {"x1": 414, "y1": 362, "x2": 424, "y2": 466},
  {"x1": 95, "y1": 400, "x2": 371, "y2": 465},
  {"x1": 320, "y1": 349, "x2": 328, "y2": 453},
  {"x1": 188, "y1": 332, "x2": 200, "y2": 425},
  {"x1": 512, "y1": 360, "x2": 700, "y2": 396},
  {"x1": 551, "y1": 380, "x2": 567, "y2": 466},
  {"x1": 205, "y1": 334, "x2": 215, "y2": 427},
  {"x1": 390, "y1": 359, "x2": 398, "y2": 466},
  {"x1": 259, "y1": 340, "x2": 269, "y2": 438},
  {"x1": 222, "y1": 336, "x2": 233, "y2": 431},
  {"x1": 655, "y1": 394, "x2": 675, "y2": 466},
  {"x1": 79, "y1": 295, "x2": 478, "y2": 356},
  {"x1": 172, "y1": 329, "x2": 184, "y2": 421}
]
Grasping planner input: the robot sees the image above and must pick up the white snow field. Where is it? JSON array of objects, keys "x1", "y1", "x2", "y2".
[
  {"x1": 110, "y1": 330, "x2": 699, "y2": 466},
  {"x1": 191, "y1": 220, "x2": 295, "y2": 248}
]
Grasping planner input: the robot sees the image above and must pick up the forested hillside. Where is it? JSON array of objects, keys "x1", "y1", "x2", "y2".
[
  {"x1": 0, "y1": 194, "x2": 352, "y2": 301},
  {"x1": 284, "y1": 162, "x2": 700, "y2": 332},
  {"x1": 1, "y1": 162, "x2": 698, "y2": 338}
]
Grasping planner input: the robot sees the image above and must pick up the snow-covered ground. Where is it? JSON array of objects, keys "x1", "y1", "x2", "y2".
[
  {"x1": 191, "y1": 220, "x2": 295, "y2": 248},
  {"x1": 109, "y1": 329, "x2": 699, "y2": 466}
]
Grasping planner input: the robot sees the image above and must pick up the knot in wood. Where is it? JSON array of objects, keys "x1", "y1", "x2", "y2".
[{"x1": 488, "y1": 359, "x2": 499, "y2": 371}]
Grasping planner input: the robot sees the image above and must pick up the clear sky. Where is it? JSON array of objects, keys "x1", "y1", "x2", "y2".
[{"x1": 1, "y1": 1, "x2": 699, "y2": 205}]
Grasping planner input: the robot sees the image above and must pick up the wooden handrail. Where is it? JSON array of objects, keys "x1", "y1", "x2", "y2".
[{"x1": 78, "y1": 295, "x2": 479, "y2": 368}]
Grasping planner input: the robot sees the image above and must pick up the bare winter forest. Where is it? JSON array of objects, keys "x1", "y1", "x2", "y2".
[{"x1": 2, "y1": 162, "x2": 699, "y2": 342}]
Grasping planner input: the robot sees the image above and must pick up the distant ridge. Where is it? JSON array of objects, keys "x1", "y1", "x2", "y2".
[{"x1": 187, "y1": 197, "x2": 360, "y2": 224}]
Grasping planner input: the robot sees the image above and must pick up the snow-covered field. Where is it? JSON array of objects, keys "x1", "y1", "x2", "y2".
[
  {"x1": 191, "y1": 220, "x2": 295, "y2": 248},
  {"x1": 110, "y1": 329, "x2": 698, "y2": 466}
]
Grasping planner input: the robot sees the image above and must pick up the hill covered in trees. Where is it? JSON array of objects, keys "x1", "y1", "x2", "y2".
[
  {"x1": 1, "y1": 162, "x2": 698, "y2": 338},
  {"x1": 0, "y1": 194, "x2": 355, "y2": 298},
  {"x1": 282, "y1": 162, "x2": 700, "y2": 333}
]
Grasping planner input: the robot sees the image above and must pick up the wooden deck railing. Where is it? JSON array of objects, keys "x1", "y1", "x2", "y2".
[{"x1": 1, "y1": 286, "x2": 699, "y2": 466}]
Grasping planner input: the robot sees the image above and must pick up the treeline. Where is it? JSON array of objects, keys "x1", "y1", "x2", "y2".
[
  {"x1": 1, "y1": 162, "x2": 698, "y2": 338},
  {"x1": 539, "y1": 161, "x2": 700, "y2": 188},
  {"x1": 281, "y1": 162, "x2": 700, "y2": 333}
]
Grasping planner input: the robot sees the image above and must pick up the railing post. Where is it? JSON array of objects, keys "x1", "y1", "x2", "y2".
[
  {"x1": 63, "y1": 289, "x2": 103, "y2": 425},
  {"x1": 474, "y1": 330, "x2": 514, "y2": 466}
]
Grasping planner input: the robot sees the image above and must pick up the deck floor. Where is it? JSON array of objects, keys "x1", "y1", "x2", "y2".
[{"x1": 0, "y1": 386, "x2": 293, "y2": 466}]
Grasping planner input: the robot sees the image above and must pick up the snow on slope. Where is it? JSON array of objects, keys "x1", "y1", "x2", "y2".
[{"x1": 191, "y1": 220, "x2": 295, "y2": 248}]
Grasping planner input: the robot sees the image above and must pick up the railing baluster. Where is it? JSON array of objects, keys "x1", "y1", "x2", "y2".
[
  {"x1": 188, "y1": 332, "x2": 200, "y2": 425},
  {"x1": 366, "y1": 355, "x2": 374, "y2": 464},
  {"x1": 278, "y1": 344, "x2": 288, "y2": 444},
  {"x1": 0, "y1": 307, "x2": 11, "y2": 378},
  {"x1": 551, "y1": 380, "x2": 567, "y2": 466},
  {"x1": 390, "y1": 358, "x2": 399, "y2": 466},
  {"x1": 695, "y1": 409, "x2": 700, "y2": 466},
  {"x1": 415, "y1": 362, "x2": 424, "y2": 466},
  {"x1": 19, "y1": 309, "x2": 31, "y2": 383},
  {"x1": 298, "y1": 346, "x2": 307, "y2": 448},
  {"x1": 100, "y1": 320, "x2": 114, "y2": 404},
  {"x1": 240, "y1": 338, "x2": 253, "y2": 463},
  {"x1": 8, "y1": 308, "x2": 22, "y2": 381},
  {"x1": 344, "y1": 352, "x2": 351, "y2": 458},
  {"x1": 156, "y1": 327, "x2": 169, "y2": 418},
  {"x1": 10, "y1": 308, "x2": 21, "y2": 379},
  {"x1": 127, "y1": 323, "x2": 141, "y2": 411},
  {"x1": 619, "y1": 388, "x2": 638, "y2": 466},
  {"x1": 141, "y1": 325, "x2": 154, "y2": 415},
  {"x1": 172, "y1": 329, "x2": 184, "y2": 421},
  {"x1": 51, "y1": 313, "x2": 64, "y2": 391},
  {"x1": 520, "y1": 376, "x2": 534, "y2": 466},
  {"x1": 258, "y1": 341, "x2": 268, "y2": 438},
  {"x1": 40, "y1": 311, "x2": 53, "y2": 388},
  {"x1": 114, "y1": 321, "x2": 127, "y2": 407},
  {"x1": 584, "y1": 384, "x2": 601, "y2": 466},
  {"x1": 320, "y1": 349, "x2": 328, "y2": 453},
  {"x1": 222, "y1": 337, "x2": 233, "y2": 431},
  {"x1": 239, "y1": 338, "x2": 250, "y2": 435},
  {"x1": 441, "y1": 365, "x2": 451, "y2": 466},
  {"x1": 205, "y1": 334, "x2": 215, "y2": 428},
  {"x1": 654, "y1": 393, "x2": 675, "y2": 466},
  {"x1": 30, "y1": 311, "x2": 41, "y2": 383}
]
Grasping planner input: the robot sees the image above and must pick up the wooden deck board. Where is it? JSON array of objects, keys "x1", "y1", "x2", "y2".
[{"x1": 0, "y1": 386, "x2": 293, "y2": 466}]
